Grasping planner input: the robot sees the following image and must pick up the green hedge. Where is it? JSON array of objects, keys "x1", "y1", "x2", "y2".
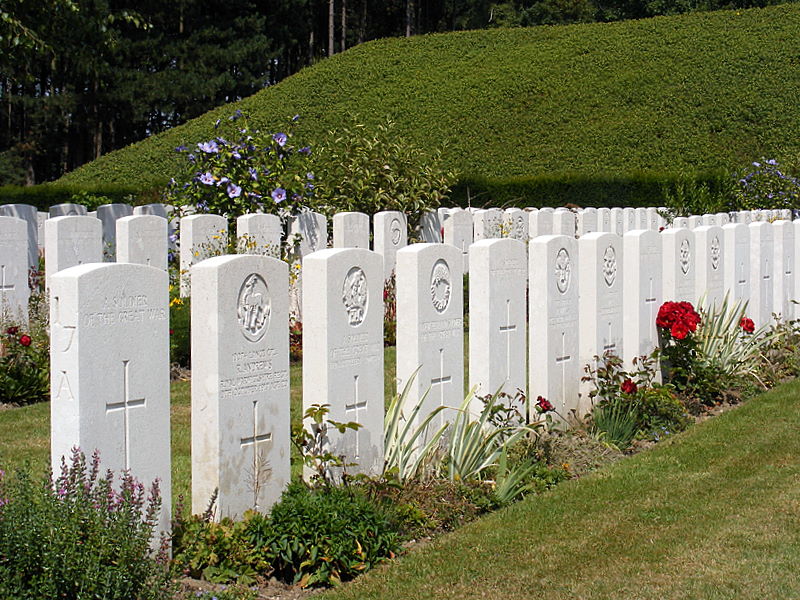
[
  {"x1": 450, "y1": 170, "x2": 731, "y2": 209},
  {"x1": 0, "y1": 184, "x2": 160, "y2": 212},
  {"x1": 58, "y1": 5, "x2": 800, "y2": 191}
]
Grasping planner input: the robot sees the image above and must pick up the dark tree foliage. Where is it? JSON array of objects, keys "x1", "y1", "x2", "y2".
[{"x1": 1, "y1": 0, "x2": 794, "y2": 184}]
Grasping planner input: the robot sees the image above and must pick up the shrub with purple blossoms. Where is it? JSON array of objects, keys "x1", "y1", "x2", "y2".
[
  {"x1": 735, "y1": 157, "x2": 800, "y2": 210},
  {"x1": 0, "y1": 448, "x2": 172, "y2": 599},
  {"x1": 165, "y1": 111, "x2": 315, "y2": 226}
]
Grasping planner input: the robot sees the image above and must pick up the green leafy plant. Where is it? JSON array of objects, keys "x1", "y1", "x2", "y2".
[
  {"x1": 735, "y1": 157, "x2": 800, "y2": 210},
  {"x1": 292, "y1": 404, "x2": 362, "y2": 485},
  {"x1": 0, "y1": 308, "x2": 49, "y2": 405},
  {"x1": 0, "y1": 449, "x2": 172, "y2": 600},
  {"x1": 168, "y1": 293, "x2": 190, "y2": 369}
]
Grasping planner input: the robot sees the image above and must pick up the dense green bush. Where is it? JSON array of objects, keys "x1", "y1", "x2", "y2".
[
  {"x1": 0, "y1": 184, "x2": 153, "y2": 211},
  {"x1": 0, "y1": 450, "x2": 172, "y2": 600},
  {"x1": 60, "y1": 5, "x2": 800, "y2": 201}
]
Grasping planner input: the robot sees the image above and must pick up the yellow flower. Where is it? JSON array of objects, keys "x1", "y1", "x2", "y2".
[{"x1": 170, "y1": 297, "x2": 184, "y2": 307}]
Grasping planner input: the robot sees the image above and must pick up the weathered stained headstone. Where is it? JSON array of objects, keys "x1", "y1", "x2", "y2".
[
  {"x1": 191, "y1": 255, "x2": 290, "y2": 518},
  {"x1": 577, "y1": 208, "x2": 598, "y2": 237},
  {"x1": 373, "y1": 211, "x2": 407, "y2": 281},
  {"x1": 49, "y1": 203, "x2": 87, "y2": 217},
  {"x1": 419, "y1": 210, "x2": 442, "y2": 243},
  {"x1": 442, "y1": 209, "x2": 473, "y2": 273},
  {"x1": 50, "y1": 263, "x2": 171, "y2": 534},
  {"x1": 44, "y1": 216, "x2": 103, "y2": 289},
  {"x1": 116, "y1": 215, "x2": 168, "y2": 271},
  {"x1": 237, "y1": 213, "x2": 282, "y2": 257},
  {"x1": 622, "y1": 229, "x2": 662, "y2": 369},
  {"x1": 529, "y1": 235, "x2": 580, "y2": 417},
  {"x1": 473, "y1": 208, "x2": 503, "y2": 241},
  {"x1": 722, "y1": 223, "x2": 750, "y2": 304},
  {"x1": 0, "y1": 216, "x2": 30, "y2": 322},
  {"x1": 396, "y1": 243, "x2": 464, "y2": 431},
  {"x1": 661, "y1": 228, "x2": 695, "y2": 302},
  {"x1": 96, "y1": 203, "x2": 133, "y2": 261},
  {"x1": 333, "y1": 212, "x2": 370, "y2": 249},
  {"x1": 303, "y1": 248, "x2": 384, "y2": 477},
  {"x1": 749, "y1": 222, "x2": 774, "y2": 328},
  {"x1": 179, "y1": 214, "x2": 228, "y2": 297},
  {"x1": 578, "y1": 232, "x2": 623, "y2": 410},
  {"x1": 504, "y1": 208, "x2": 528, "y2": 241},
  {"x1": 468, "y1": 239, "x2": 527, "y2": 408},
  {"x1": 0, "y1": 204, "x2": 38, "y2": 270},
  {"x1": 772, "y1": 220, "x2": 794, "y2": 321},
  {"x1": 694, "y1": 225, "x2": 725, "y2": 309}
]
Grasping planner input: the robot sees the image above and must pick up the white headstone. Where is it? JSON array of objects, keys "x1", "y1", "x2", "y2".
[
  {"x1": 749, "y1": 222, "x2": 774, "y2": 328},
  {"x1": 635, "y1": 207, "x2": 648, "y2": 230},
  {"x1": 133, "y1": 203, "x2": 168, "y2": 218},
  {"x1": 716, "y1": 212, "x2": 731, "y2": 226},
  {"x1": 503, "y1": 208, "x2": 529, "y2": 241},
  {"x1": 473, "y1": 208, "x2": 503, "y2": 241},
  {"x1": 96, "y1": 203, "x2": 133, "y2": 261},
  {"x1": 289, "y1": 210, "x2": 327, "y2": 256},
  {"x1": 610, "y1": 208, "x2": 624, "y2": 235},
  {"x1": 116, "y1": 215, "x2": 168, "y2": 271},
  {"x1": 687, "y1": 215, "x2": 702, "y2": 229},
  {"x1": 37, "y1": 211, "x2": 47, "y2": 251},
  {"x1": 237, "y1": 213, "x2": 282, "y2": 258},
  {"x1": 333, "y1": 212, "x2": 370, "y2": 249},
  {"x1": 529, "y1": 235, "x2": 580, "y2": 417},
  {"x1": 673, "y1": 217, "x2": 688, "y2": 229},
  {"x1": 442, "y1": 209, "x2": 473, "y2": 273},
  {"x1": 553, "y1": 210, "x2": 576, "y2": 237},
  {"x1": 396, "y1": 243, "x2": 464, "y2": 431},
  {"x1": 772, "y1": 220, "x2": 794, "y2": 321},
  {"x1": 622, "y1": 208, "x2": 637, "y2": 233},
  {"x1": 597, "y1": 207, "x2": 612, "y2": 233},
  {"x1": 191, "y1": 255, "x2": 290, "y2": 518},
  {"x1": 576, "y1": 208, "x2": 598, "y2": 237},
  {"x1": 795, "y1": 221, "x2": 800, "y2": 320},
  {"x1": 622, "y1": 230, "x2": 662, "y2": 369},
  {"x1": 578, "y1": 232, "x2": 623, "y2": 410},
  {"x1": 0, "y1": 204, "x2": 38, "y2": 270},
  {"x1": 0, "y1": 216, "x2": 30, "y2": 322},
  {"x1": 419, "y1": 211, "x2": 442, "y2": 243},
  {"x1": 661, "y1": 228, "x2": 695, "y2": 302},
  {"x1": 49, "y1": 202, "x2": 87, "y2": 217},
  {"x1": 373, "y1": 211, "x2": 408, "y2": 281},
  {"x1": 44, "y1": 216, "x2": 103, "y2": 289},
  {"x1": 50, "y1": 263, "x2": 170, "y2": 534},
  {"x1": 529, "y1": 208, "x2": 553, "y2": 238},
  {"x1": 468, "y1": 239, "x2": 527, "y2": 407},
  {"x1": 303, "y1": 248, "x2": 384, "y2": 477},
  {"x1": 702, "y1": 214, "x2": 717, "y2": 227},
  {"x1": 722, "y1": 223, "x2": 750, "y2": 304},
  {"x1": 694, "y1": 225, "x2": 725, "y2": 309},
  {"x1": 646, "y1": 207, "x2": 661, "y2": 230},
  {"x1": 179, "y1": 214, "x2": 228, "y2": 297}
]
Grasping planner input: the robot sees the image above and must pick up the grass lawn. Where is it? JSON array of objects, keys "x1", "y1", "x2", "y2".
[{"x1": 320, "y1": 378, "x2": 800, "y2": 600}]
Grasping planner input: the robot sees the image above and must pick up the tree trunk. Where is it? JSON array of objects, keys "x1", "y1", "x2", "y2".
[
  {"x1": 406, "y1": 0, "x2": 415, "y2": 37},
  {"x1": 341, "y1": 0, "x2": 347, "y2": 53},
  {"x1": 328, "y1": 0, "x2": 335, "y2": 56},
  {"x1": 358, "y1": 0, "x2": 366, "y2": 44}
]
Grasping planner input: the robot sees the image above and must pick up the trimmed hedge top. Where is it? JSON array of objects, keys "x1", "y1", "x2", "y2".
[{"x1": 59, "y1": 5, "x2": 800, "y2": 190}]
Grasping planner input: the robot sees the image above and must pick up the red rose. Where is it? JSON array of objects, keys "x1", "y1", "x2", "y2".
[
  {"x1": 18, "y1": 334, "x2": 32, "y2": 347},
  {"x1": 536, "y1": 396, "x2": 554, "y2": 413},
  {"x1": 620, "y1": 378, "x2": 638, "y2": 395},
  {"x1": 739, "y1": 317, "x2": 755, "y2": 333},
  {"x1": 5, "y1": 326, "x2": 18, "y2": 335},
  {"x1": 671, "y1": 322, "x2": 689, "y2": 340},
  {"x1": 169, "y1": 329, "x2": 175, "y2": 336}
]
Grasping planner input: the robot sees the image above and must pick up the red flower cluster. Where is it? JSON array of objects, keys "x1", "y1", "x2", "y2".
[
  {"x1": 620, "y1": 378, "x2": 638, "y2": 395},
  {"x1": 739, "y1": 317, "x2": 755, "y2": 334},
  {"x1": 656, "y1": 301, "x2": 701, "y2": 340},
  {"x1": 535, "y1": 396, "x2": 554, "y2": 413},
  {"x1": 19, "y1": 335, "x2": 32, "y2": 347}
]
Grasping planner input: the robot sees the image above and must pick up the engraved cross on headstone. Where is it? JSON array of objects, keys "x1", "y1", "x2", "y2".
[
  {"x1": 602, "y1": 320, "x2": 616, "y2": 354},
  {"x1": 0, "y1": 264, "x2": 15, "y2": 296},
  {"x1": 106, "y1": 360, "x2": 146, "y2": 470},
  {"x1": 430, "y1": 348, "x2": 452, "y2": 408},
  {"x1": 644, "y1": 276, "x2": 658, "y2": 322},
  {"x1": 499, "y1": 299, "x2": 517, "y2": 381},
  {"x1": 554, "y1": 331, "x2": 571, "y2": 402},
  {"x1": 345, "y1": 375, "x2": 368, "y2": 459},
  {"x1": 241, "y1": 400, "x2": 272, "y2": 509}
]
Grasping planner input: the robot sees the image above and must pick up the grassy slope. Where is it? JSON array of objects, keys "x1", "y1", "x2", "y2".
[
  {"x1": 324, "y1": 379, "x2": 800, "y2": 600},
  {"x1": 60, "y1": 5, "x2": 800, "y2": 189}
]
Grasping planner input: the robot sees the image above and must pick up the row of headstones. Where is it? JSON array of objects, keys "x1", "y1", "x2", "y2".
[{"x1": 47, "y1": 218, "x2": 799, "y2": 525}]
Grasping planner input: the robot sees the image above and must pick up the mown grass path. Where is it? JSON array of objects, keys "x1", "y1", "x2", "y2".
[{"x1": 323, "y1": 379, "x2": 800, "y2": 600}]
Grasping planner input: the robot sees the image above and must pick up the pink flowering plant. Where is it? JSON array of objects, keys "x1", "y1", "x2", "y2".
[
  {"x1": 0, "y1": 448, "x2": 172, "y2": 599},
  {"x1": 165, "y1": 110, "x2": 315, "y2": 226}
]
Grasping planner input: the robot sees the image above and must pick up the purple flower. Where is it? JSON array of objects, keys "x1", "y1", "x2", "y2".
[
  {"x1": 273, "y1": 132, "x2": 288, "y2": 147},
  {"x1": 753, "y1": 161, "x2": 761, "y2": 168},
  {"x1": 232, "y1": 151, "x2": 242, "y2": 160},
  {"x1": 231, "y1": 109, "x2": 243, "y2": 120},
  {"x1": 306, "y1": 172, "x2": 315, "y2": 180},
  {"x1": 197, "y1": 140, "x2": 219, "y2": 154},
  {"x1": 199, "y1": 172, "x2": 215, "y2": 185},
  {"x1": 767, "y1": 159, "x2": 778, "y2": 166},
  {"x1": 214, "y1": 118, "x2": 221, "y2": 128},
  {"x1": 216, "y1": 176, "x2": 229, "y2": 187},
  {"x1": 187, "y1": 154, "x2": 196, "y2": 163},
  {"x1": 292, "y1": 114, "x2": 300, "y2": 121},
  {"x1": 249, "y1": 167, "x2": 258, "y2": 181},
  {"x1": 175, "y1": 145, "x2": 187, "y2": 152},
  {"x1": 271, "y1": 188, "x2": 287, "y2": 203},
  {"x1": 227, "y1": 183, "x2": 242, "y2": 198},
  {"x1": 298, "y1": 146, "x2": 311, "y2": 155}
]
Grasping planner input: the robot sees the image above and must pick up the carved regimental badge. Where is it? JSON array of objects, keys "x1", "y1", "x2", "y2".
[
  {"x1": 431, "y1": 259, "x2": 452, "y2": 313},
  {"x1": 555, "y1": 248, "x2": 571, "y2": 294},
  {"x1": 710, "y1": 236, "x2": 721, "y2": 270},
  {"x1": 342, "y1": 267, "x2": 368, "y2": 327},
  {"x1": 238, "y1": 274, "x2": 271, "y2": 342},
  {"x1": 390, "y1": 218, "x2": 403, "y2": 246},
  {"x1": 602, "y1": 245, "x2": 617, "y2": 287},
  {"x1": 680, "y1": 239, "x2": 691, "y2": 275}
]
